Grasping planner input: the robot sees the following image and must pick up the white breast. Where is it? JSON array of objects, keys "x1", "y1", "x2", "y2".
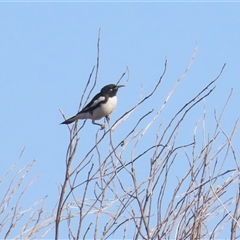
[{"x1": 92, "y1": 96, "x2": 118, "y2": 120}]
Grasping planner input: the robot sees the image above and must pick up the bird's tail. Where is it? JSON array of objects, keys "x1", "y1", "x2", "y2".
[{"x1": 61, "y1": 115, "x2": 79, "y2": 125}]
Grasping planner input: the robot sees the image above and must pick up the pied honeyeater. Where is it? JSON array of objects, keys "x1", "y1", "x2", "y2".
[{"x1": 61, "y1": 84, "x2": 124, "y2": 128}]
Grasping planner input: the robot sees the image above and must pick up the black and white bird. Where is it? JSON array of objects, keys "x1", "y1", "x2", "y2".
[{"x1": 61, "y1": 84, "x2": 124, "y2": 128}]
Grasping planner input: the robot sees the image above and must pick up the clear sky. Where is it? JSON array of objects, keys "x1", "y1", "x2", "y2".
[{"x1": 0, "y1": 2, "x2": 240, "y2": 239}]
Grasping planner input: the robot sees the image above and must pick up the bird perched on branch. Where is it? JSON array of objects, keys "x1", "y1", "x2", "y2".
[{"x1": 61, "y1": 84, "x2": 124, "y2": 129}]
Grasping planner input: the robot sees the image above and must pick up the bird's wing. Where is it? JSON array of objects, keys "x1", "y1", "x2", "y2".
[{"x1": 80, "y1": 93, "x2": 106, "y2": 113}]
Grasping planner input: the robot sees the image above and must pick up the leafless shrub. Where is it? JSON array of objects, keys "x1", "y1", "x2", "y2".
[
  {"x1": 0, "y1": 149, "x2": 53, "y2": 239},
  {"x1": 55, "y1": 34, "x2": 239, "y2": 239}
]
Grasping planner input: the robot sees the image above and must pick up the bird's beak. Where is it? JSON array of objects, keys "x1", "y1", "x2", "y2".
[{"x1": 116, "y1": 85, "x2": 125, "y2": 89}]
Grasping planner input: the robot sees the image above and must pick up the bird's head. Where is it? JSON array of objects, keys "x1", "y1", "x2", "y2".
[{"x1": 101, "y1": 84, "x2": 125, "y2": 96}]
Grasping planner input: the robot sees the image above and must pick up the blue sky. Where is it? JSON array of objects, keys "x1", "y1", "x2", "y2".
[{"x1": 0, "y1": 2, "x2": 240, "y2": 239}]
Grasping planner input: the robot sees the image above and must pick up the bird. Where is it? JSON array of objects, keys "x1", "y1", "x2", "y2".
[{"x1": 61, "y1": 84, "x2": 124, "y2": 129}]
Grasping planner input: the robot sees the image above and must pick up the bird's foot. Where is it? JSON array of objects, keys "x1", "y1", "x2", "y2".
[
  {"x1": 92, "y1": 120, "x2": 105, "y2": 130},
  {"x1": 105, "y1": 116, "x2": 110, "y2": 122}
]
